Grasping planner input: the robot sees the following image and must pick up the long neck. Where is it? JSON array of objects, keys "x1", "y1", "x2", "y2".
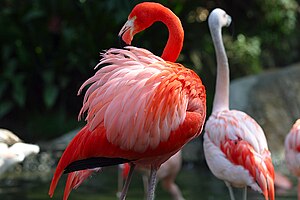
[
  {"x1": 210, "y1": 24, "x2": 229, "y2": 113},
  {"x1": 155, "y1": 8, "x2": 184, "y2": 62}
]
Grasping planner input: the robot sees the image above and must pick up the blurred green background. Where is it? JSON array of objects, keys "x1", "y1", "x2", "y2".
[{"x1": 0, "y1": 0, "x2": 299, "y2": 141}]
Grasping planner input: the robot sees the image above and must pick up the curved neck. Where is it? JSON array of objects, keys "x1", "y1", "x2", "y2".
[
  {"x1": 210, "y1": 24, "x2": 229, "y2": 113},
  {"x1": 154, "y1": 8, "x2": 184, "y2": 62}
]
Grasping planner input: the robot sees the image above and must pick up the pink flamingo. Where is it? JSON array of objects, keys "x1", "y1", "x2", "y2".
[
  {"x1": 118, "y1": 150, "x2": 185, "y2": 200},
  {"x1": 48, "y1": 2, "x2": 206, "y2": 200},
  {"x1": 203, "y1": 8, "x2": 274, "y2": 200},
  {"x1": 285, "y1": 119, "x2": 300, "y2": 199}
]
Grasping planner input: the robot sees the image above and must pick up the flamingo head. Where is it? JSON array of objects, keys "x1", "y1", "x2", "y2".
[
  {"x1": 118, "y1": 2, "x2": 162, "y2": 45},
  {"x1": 208, "y1": 8, "x2": 232, "y2": 30}
]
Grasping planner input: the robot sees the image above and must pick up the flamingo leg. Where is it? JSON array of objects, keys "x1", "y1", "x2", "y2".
[
  {"x1": 142, "y1": 174, "x2": 149, "y2": 200},
  {"x1": 147, "y1": 168, "x2": 158, "y2": 200},
  {"x1": 225, "y1": 181, "x2": 236, "y2": 200},
  {"x1": 119, "y1": 163, "x2": 135, "y2": 200},
  {"x1": 116, "y1": 165, "x2": 123, "y2": 198},
  {"x1": 243, "y1": 186, "x2": 247, "y2": 200},
  {"x1": 297, "y1": 177, "x2": 300, "y2": 200}
]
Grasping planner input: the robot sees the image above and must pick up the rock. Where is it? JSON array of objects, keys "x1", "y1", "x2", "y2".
[
  {"x1": 229, "y1": 63, "x2": 300, "y2": 169},
  {"x1": 40, "y1": 129, "x2": 80, "y2": 152}
]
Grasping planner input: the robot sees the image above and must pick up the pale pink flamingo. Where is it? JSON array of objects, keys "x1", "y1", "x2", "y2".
[
  {"x1": 0, "y1": 129, "x2": 40, "y2": 175},
  {"x1": 118, "y1": 150, "x2": 185, "y2": 200},
  {"x1": 285, "y1": 119, "x2": 300, "y2": 199},
  {"x1": 49, "y1": 2, "x2": 206, "y2": 200},
  {"x1": 203, "y1": 8, "x2": 274, "y2": 200}
]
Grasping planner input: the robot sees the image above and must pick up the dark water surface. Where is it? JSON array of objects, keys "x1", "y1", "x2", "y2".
[{"x1": 0, "y1": 162, "x2": 296, "y2": 200}]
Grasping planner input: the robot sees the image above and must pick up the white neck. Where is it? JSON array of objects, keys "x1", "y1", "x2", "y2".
[{"x1": 210, "y1": 23, "x2": 229, "y2": 113}]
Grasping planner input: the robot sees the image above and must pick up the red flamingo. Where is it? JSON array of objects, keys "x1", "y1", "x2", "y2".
[
  {"x1": 203, "y1": 8, "x2": 274, "y2": 200},
  {"x1": 48, "y1": 2, "x2": 206, "y2": 200},
  {"x1": 285, "y1": 119, "x2": 300, "y2": 199}
]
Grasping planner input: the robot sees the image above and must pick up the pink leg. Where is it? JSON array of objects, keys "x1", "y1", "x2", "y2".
[
  {"x1": 147, "y1": 168, "x2": 157, "y2": 200},
  {"x1": 120, "y1": 163, "x2": 135, "y2": 200}
]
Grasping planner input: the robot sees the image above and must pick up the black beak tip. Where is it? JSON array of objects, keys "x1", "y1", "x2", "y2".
[{"x1": 118, "y1": 34, "x2": 129, "y2": 48}]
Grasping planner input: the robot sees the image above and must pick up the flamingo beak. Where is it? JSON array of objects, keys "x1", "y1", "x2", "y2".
[
  {"x1": 226, "y1": 15, "x2": 232, "y2": 27},
  {"x1": 118, "y1": 17, "x2": 136, "y2": 46}
]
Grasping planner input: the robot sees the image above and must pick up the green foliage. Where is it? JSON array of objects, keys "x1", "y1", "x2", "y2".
[
  {"x1": 226, "y1": 34, "x2": 262, "y2": 76},
  {"x1": 0, "y1": 0, "x2": 299, "y2": 139},
  {"x1": 260, "y1": 0, "x2": 297, "y2": 36}
]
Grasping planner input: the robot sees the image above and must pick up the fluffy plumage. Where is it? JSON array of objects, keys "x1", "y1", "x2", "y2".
[
  {"x1": 49, "y1": 46, "x2": 206, "y2": 199},
  {"x1": 204, "y1": 110, "x2": 274, "y2": 199}
]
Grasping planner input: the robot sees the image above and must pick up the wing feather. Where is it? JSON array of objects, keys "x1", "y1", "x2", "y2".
[
  {"x1": 79, "y1": 47, "x2": 205, "y2": 152},
  {"x1": 204, "y1": 110, "x2": 274, "y2": 200}
]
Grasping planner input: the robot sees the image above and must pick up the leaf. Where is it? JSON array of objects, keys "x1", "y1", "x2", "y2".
[
  {"x1": 22, "y1": 9, "x2": 45, "y2": 23},
  {"x1": 0, "y1": 101, "x2": 13, "y2": 119},
  {"x1": 42, "y1": 70, "x2": 54, "y2": 83},
  {"x1": 0, "y1": 81, "x2": 8, "y2": 99},
  {"x1": 43, "y1": 84, "x2": 59, "y2": 108},
  {"x1": 12, "y1": 75, "x2": 26, "y2": 107}
]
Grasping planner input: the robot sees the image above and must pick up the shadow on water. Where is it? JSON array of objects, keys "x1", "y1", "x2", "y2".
[{"x1": 0, "y1": 152, "x2": 297, "y2": 200}]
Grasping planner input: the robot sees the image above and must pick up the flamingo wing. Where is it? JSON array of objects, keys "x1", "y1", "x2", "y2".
[
  {"x1": 78, "y1": 47, "x2": 206, "y2": 153},
  {"x1": 204, "y1": 110, "x2": 274, "y2": 200}
]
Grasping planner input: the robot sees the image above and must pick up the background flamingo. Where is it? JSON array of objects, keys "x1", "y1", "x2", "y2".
[
  {"x1": 203, "y1": 8, "x2": 274, "y2": 200},
  {"x1": 49, "y1": 2, "x2": 206, "y2": 200},
  {"x1": 285, "y1": 119, "x2": 300, "y2": 199},
  {"x1": 0, "y1": 129, "x2": 40, "y2": 175},
  {"x1": 118, "y1": 150, "x2": 185, "y2": 200}
]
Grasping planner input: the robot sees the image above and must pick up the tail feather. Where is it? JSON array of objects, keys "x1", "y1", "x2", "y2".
[
  {"x1": 49, "y1": 126, "x2": 94, "y2": 197},
  {"x1": 49, "y1": 125, "x2": 134, "y2": 199},
  {"x1": 266, "y1": 174, "x2": 275, "y2": 200},
  {"x1": 221, "y1": 139, "x2": 275, "y2": 200},
  {"x1": 63, "y1": 168, "x2": 101, "y2": 200},
  {"x1": 49, "y1": 127, "x2": 87, "y2": 197}
]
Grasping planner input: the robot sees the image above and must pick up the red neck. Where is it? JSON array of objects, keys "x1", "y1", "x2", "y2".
[{"x1": 157, "y1": 8, "x2": 184, "y2": 62}]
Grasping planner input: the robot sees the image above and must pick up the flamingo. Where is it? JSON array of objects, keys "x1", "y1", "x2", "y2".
[
  {"x1": 48, "y1": 2, "x2": 206, "y2": 200},
  {"x1": 285, "y1": 119, "x2": 300, "y2": 199},
  {"x1": 0, "y1": 129, "x2": 40, "y2": 175},
  {"x1": 203, "y1": 8, "x2": 275, "y2": 200},
  {"x1": 118, "y1": 150, "x2": 185, "y2": 200}
]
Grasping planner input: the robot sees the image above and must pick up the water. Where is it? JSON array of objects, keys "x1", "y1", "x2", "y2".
[{"x1": 0, "y1": 158, "x2": 297, "y2": 200}]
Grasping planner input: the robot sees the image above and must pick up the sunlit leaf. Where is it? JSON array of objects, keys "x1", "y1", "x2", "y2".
[{"x1": 43, "y1": 84, "x2": 59, "y2": 108}]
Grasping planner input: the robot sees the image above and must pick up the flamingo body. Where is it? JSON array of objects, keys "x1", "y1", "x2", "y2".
[
  {"x1": 49, "y1": 47, "x2": 206, "y2": 199},
  {"x1": 204, "y1": 110, "x2": 274, "y2": 197}
]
